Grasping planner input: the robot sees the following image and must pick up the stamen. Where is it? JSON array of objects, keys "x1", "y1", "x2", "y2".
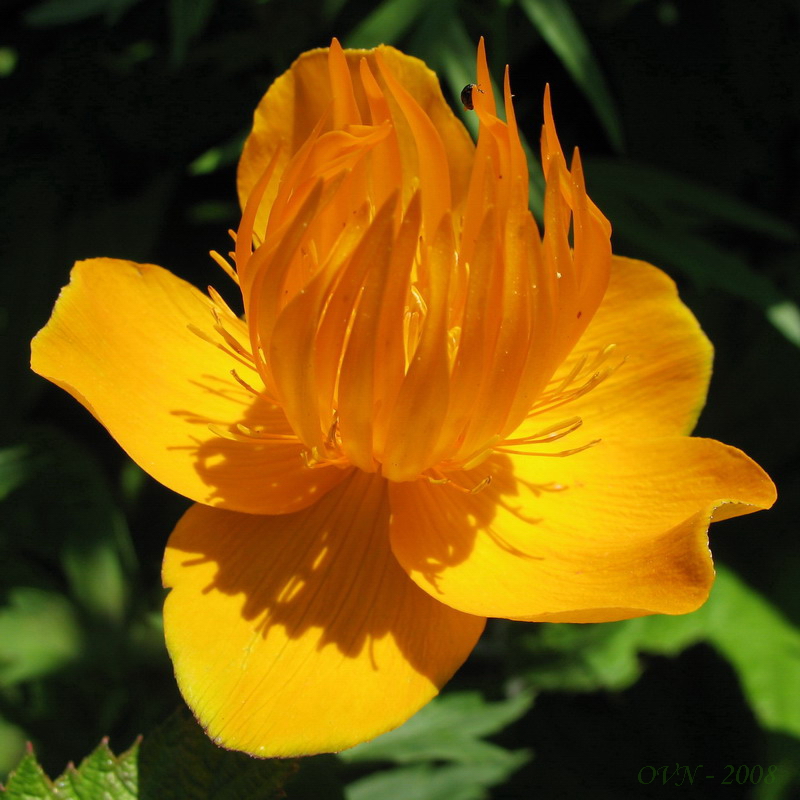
[
  {"x1": 211, "y1": 316, "x2": 254, "y2": 361},
  {"x1": 207, "y1": 424, "x2": 259, "y2": 443},
  {"x1": 210, "y1": 250, "x2": 240, "y2": 285},
  {"x1": 470, "y1": 475, "x2": 492, "y2": 494},
  {"x1": 493, "y1": 438, "x2": 600, "y2": 458},
  {"x1": 230, "y1": 369, "x2": 264, "y2": 397},
  {"x1": 460, "y1": 443, "x2": 499, "y2": 471},
  {"x1": 552, "y1": 354, "x2": 588, "y2": 396},
  {"x1": 234, "y1": 424, "x2": 298, "y2": 441},
  {"x1": 426, "y1": 469, "x2": 492, "y2": 494},
  {"x1": 500, "y1": 416, "x2": 582, "y2": 446},
  {"x1": 493, "y1": 494, "x2": 543, "y2": 525},
  {"x1": 301, "y1": 447, "x2": 350, "y2": 469},
  {"x1": 517, "y1": 479, "x2": 569, "y2": 496},
  {"x1": 526, "y1": 345, "x2": 624, "y2": 422},
  {"x1": 187, "y1": 323, "x2": 258, "y2": 372},
  {"x1": 207, "y1": 286, "x2": 241, "y2": 319},
  {"x1": 302, "y1": 446, "x2": 323, "y2": 467}
]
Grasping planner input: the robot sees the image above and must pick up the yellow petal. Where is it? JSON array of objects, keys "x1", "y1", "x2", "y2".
[
  {"x1": 520, "y1": 255, "x2": 713, "y2": 442},
  {"x1": 237, "y1": 44, "x2": 474, "y2": 235},
  {"x1": 162, "y1": 471, "x2": 484, "y2": 757},
  {"x1": 31, "y1": 258, "x2": 347, "y2": 514},
  {"x1": 389, "y1": 438, "x2": 776, "y2": 621}
]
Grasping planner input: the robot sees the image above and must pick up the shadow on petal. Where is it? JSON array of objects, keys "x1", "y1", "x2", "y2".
[
  {"x1": 162, "y1": 470, "x2": 485, "y2": 756},
  {"x1": 389, "y1": 455, "x2": 533, "y2": 583},
  {"x1": 169, "y1": 371, "x2": 349, "y2": 515}
]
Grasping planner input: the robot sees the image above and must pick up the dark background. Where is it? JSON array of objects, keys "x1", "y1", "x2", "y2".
[{"x1": 1, "y1": 1, "x2": 798, "y2": 797}]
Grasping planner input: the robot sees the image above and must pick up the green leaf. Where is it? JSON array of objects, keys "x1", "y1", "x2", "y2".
[
  {"x1": 342, "y1": 690, "x2": 533, "y2": 766},
  {"x1": 584, "y1": 157, "x2": 800, "y2": 347},
  {"x1": 23, "y1": 0, "x2": 141, "y2": 27},
  {"x1": 2, "y1": 740, "x2": 138, "y2": 799},
  {"x1": 0, "y1": 48, "x2": 18, "y2": 78},
  {"x1": 705, "y1": 568, "x2": 800, "y2": 740},
  {"x1": 1, "y1": 748, "x2": 59, "y2": 799},
  {"x1": 168, "y1": 0, "x2": 217, "y2": 66},
  {"x1": 520, "y1": 609, "x2": 705, "y2": 693},
  {"x1": 521, "y1": 567, "x2": 800, "y2": 742},
  {"x1": 341, "y1": 692, "x2": 531, "y2": 800},
  {"x1": 345, "y1": 757, "x2": 530, "y2": 800},
  {"x1": 1, "y1": 428, "x2": 135, "y2": 623},
  {"x1": 188, "y1": 131, "x2": 247, "y2": 176},
  {"x1": 51, "y1": 740, "x2": 138, "y2": 800},
  {"x1": 0, "y1": 718, "x2": 27, "y2": 779},
  {"x1": 518, "y1": 0, "x2": 624, "y2": 152},
  {"x1": 345, "y1": 0, "x2": 430, "y2": 48},
  {"x1": 0, "y1": 445, "x2": 45, "y2": 502},
  {"x1": 0, "y1": 588, "x2": 83, "y2": 686},
  {"x1": 137, "y1": 708, "x2": 297, "y2": 800},
  {"x1": 766, "y1": 301, "x2": 800, "y2": 348},
  {"x1": 586, "y1": 159, "x2": 797, "y2": 243},
  {"x1": 2, "y1": 712, "x2": 297, "y2": 799}
]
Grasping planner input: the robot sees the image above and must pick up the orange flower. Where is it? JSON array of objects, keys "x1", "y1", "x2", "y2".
[{"x1": 31, "y1": 39, "x2": 775, "y2": 757}]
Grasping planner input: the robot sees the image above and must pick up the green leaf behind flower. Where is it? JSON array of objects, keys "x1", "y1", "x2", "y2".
[
  {"x1": 342, "y1": 690, "x2": 533, "y2": 766},
  {"x1": 345, "y1": 0, "x2": 430, "y2": 49},
  {"x1": 585, "y1": 157, "x2": 800, "y2": 347},
  {"x1": 341, "y1": 691, "x2": 532, "y2": 800},
  {"x1": 520, "y1": 566, "x2": 800, "y2": 741},
  {"x1": 345, "y1": 758, "x2": 530, "y2": 800},
  {"x1": 518, "y1": 0, "x2": 624, "y2": 152},
  {"x1": 23, "y1": 0, "x2": 142, "y2": 27}
]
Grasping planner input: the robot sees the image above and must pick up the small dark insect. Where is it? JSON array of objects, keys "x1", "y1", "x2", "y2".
[{"x1": 460, "y1": 83, "x2": 483, "y2": 111}]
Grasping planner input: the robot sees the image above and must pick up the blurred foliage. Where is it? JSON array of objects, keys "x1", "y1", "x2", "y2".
[{"x1": 0, "y1": 0, "x2": 798, "y2": 797}]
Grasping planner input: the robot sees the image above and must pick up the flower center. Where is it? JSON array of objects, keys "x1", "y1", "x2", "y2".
[{"x1": 210, "y1": 40, "x2": 612, "y2": 486}]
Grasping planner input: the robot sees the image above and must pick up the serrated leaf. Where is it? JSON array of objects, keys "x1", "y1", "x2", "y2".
[
  {"x1": 1, "y1": 749, "x2": 59, "y2": 799},
  {"x1": 3, "y1": 713, "x2": 298, "y2": 800},
  {"x1": 137, "y1": 708, "x2": 296, "y2": 800},
  {"x1": 51, "y1": 740, "x2": 138, "y2": 800},
  {"x1": 518, "y1": 0, "x2": 624, "y2": 151},
  {"x1": 342, "y1": 690, "x2": 533, "y2": 766},
  {"x1": 2, "y1": 739, "x2": 138, "y2": 800}
]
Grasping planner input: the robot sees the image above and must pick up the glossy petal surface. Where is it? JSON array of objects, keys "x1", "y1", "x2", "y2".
[
  {"x1": 163, "y1": 471, "x2": 485, "y2": 757},
  {"x1": 390, "y1": 438, "x2": 776, "y2": 621},
  {"x1": 31, "y1": 258, "x2": 347, "y2": 513},
  {"x1": 238, "y1": 44, "x2": 474, "y2": 237},
  {"x1": 512, "y1": 255, "x2": 713, "y2": 445}
]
